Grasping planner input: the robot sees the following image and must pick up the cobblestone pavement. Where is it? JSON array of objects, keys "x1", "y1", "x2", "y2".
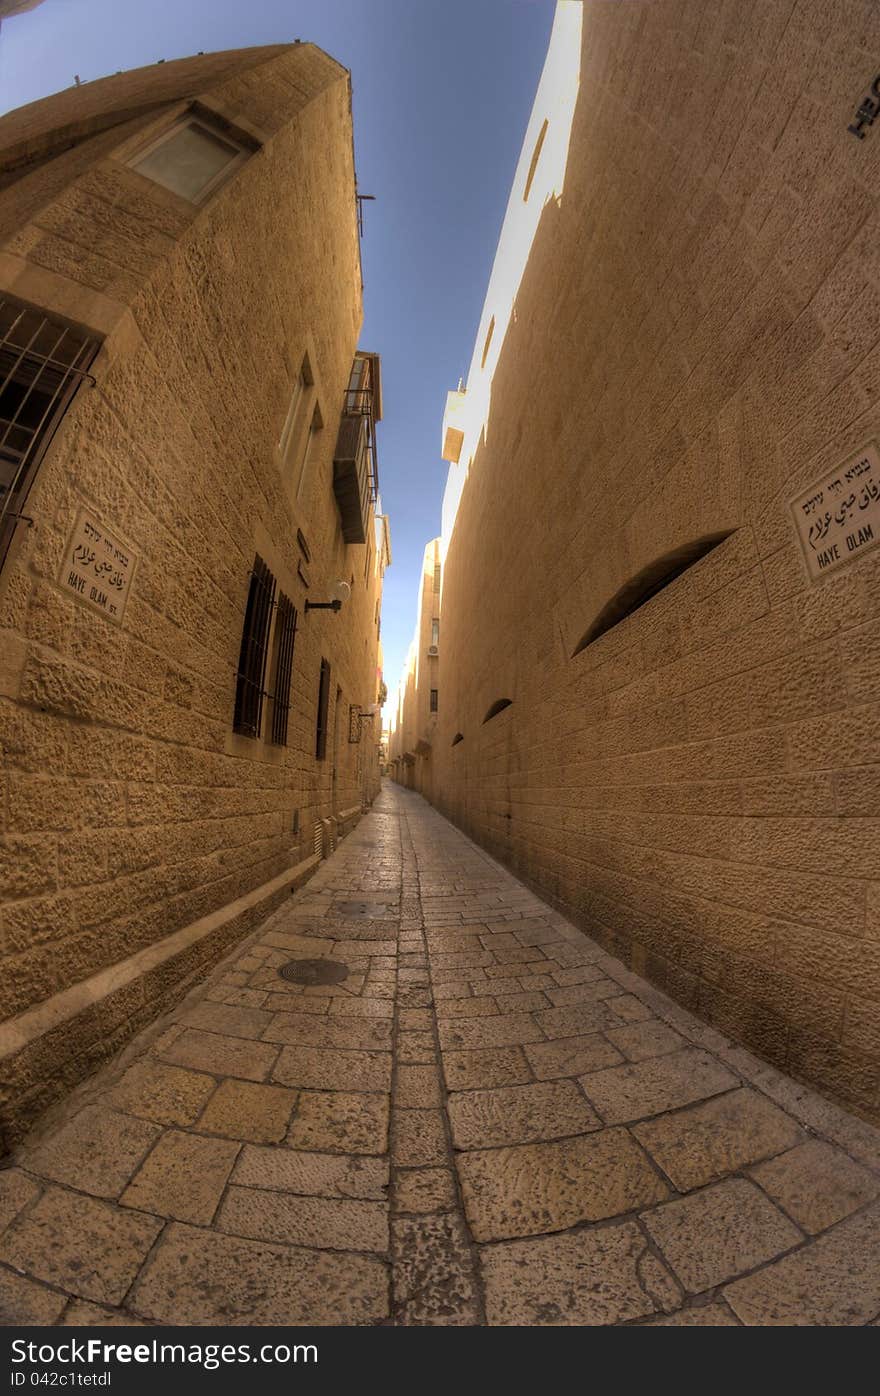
[{"x1": 2, "y1": 783, "x2": 880, "y2": 1326}]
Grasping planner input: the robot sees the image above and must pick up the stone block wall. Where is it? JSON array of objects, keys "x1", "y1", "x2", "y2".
[
  {"x1": 429, "y1": 0, "x2": 880, "y2": 1120},
  {"x1": 0, "y1": 44, "x2": 387, "y2": 1140}
]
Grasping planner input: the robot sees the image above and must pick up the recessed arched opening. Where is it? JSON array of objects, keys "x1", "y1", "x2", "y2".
[
  {"x1": 451, "y1": 732, "x2": 464, "y2": 746},
  {"x1": 523, "y1": 117, "x2": 549, "y2": 202},
  {"x1": 483, "y1": 698, "x2": 512, "y2": 723},
  {"x1": 571, "y1": 532, "x2": 735, "y2": 656},
  {"x1": 480, "y1": 316, "x2": 495, "y2": 370}
]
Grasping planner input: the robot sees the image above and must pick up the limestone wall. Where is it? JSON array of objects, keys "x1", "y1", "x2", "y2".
[
  {"x1": 428, "y1": 0, "x2": 880, "y2": 1121},
  {"x1": 0, "y1": 45, "x2": 387, "y2": 1141}
]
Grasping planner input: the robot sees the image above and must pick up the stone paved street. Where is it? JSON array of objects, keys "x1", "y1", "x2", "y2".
[{"x1": 2, "y1": 784, "x2": 880, "y2": 1326}]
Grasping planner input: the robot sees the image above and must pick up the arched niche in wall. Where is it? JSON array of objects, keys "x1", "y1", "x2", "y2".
[
  {"x1": 571, "y1": 531, "x2": 735, "y2": 655},
  {"x1": 483, "y1": 698, "x2": 513, "y2": 723}
]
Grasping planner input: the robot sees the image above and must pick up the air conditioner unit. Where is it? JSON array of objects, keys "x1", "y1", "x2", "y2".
[{"x1": 427, "y1": 645, "x2": 438, "y2": 656}]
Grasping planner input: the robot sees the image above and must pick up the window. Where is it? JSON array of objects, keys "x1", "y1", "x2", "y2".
[
  {"x1": 315, "y1": 658, "x2": 331, "y2": 759},
  {"x1": 268, "y1": 592, "x2": 297, "y2": 746},
  {"x1": 233, "y1": 555, "x2": 276, "y2": 738},
  {"x1": 0, "y1": 296, "x2": 98, "y2": 568},
  {"x1": 431, "y1": 618, "x2": 440, "y2": 647},
  {"x1": 483, "y1": 698, "x2": 512, "y2": 723},
  {"x1": 295, "y1": 402, "x2": 322, "y2": 500},
  {"x1": 430, "y1": 689, "x2": 439, "y2": 714},
  {"x1": 571, "y1": 532, "x2": 734, "y2": 654},
  {"x1": 523, "y1": 118, "x2": 549, "y2": 202},
  {"x1": 433, "y1": 563, "x2": 441, "y2": 593},
  {"x1": 481, "y1": 316, "x2": 495, "y2": 370},
  {"x1": 130, "y1": 114, "x2": 248, "y2": 204},
  {"x1": 280, "y1": 355, "x2": 313, "y2": 460}
]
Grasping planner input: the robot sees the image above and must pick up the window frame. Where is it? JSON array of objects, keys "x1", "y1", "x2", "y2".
[
  {"x1": 0, "y1": 295, "x2": 100, "y2": 571},
  {"x1": 127, "y1": 111, "x2": 250, "y2": 206},
  {"x1": 233, "y1": 554, "x2": 276, "y2": 739},
  {"x1": 315, "y1": 658, "x2": 332, "y2": 760}
]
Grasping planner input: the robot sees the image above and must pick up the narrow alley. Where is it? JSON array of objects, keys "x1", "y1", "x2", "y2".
[{"x1": 1, "y1": 783, "x2": 878, "y2": 1327}]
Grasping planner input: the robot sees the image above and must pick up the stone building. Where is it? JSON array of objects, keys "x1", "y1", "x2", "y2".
[
  {"x1": 399, "y1": 0, "x2": 880, "y2": 1121},
  {"x1": 388, "y1": 537, "x2": 441, "y2": 796},
  {"x1": 0, "y1": 43, "x2": 389, "y2": 1143}
]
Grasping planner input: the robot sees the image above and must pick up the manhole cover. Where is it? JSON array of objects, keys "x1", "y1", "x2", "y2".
[
  {"x1": 278, "y1": 958, "x2": 349, "y2": 986},
  {"x1": 334, "y1": 900, "x2": 389, "y2": 918}
]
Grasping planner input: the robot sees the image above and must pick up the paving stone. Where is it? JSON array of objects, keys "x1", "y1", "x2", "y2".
[
  {"x1": 218, "y1": 1185, "x2": 388, "y2": 1252},
  {"x1": 394, "y1": 1168, "x2": 457, "y2": 1214},
  {"x1": 232, "y1": 1145, "x2": 388, "y2": 1200},
  {"x1": 438, "y1": 1013, "x2": 544, "y2": 1050},
  {"x1": 160, "y1": 1028, "x2": 278, "y2": 1081},
  {"x1": 0, "y1": 1269, "x2": 68, "y2": 1323},
  {"x1": 132, "y1": 1222, "x2": 389, "y2": 1325},
  {"x1": 550, "y1": 964, "x2": 606, "y2": 986},
  {"x1": 642, "y1": 1303, "x2": 739, "y2": 1326},
  {"x1": 523, "y1": 1033, "x2": 623, "y2": 1080},
  {"x1": 273, "y1": 1045, "x2": 391, "y2": 1093},
  {"x1": 580, "y1": 1049, "x2": 739, "y2": 1123},
  {"x1": 177, "y1": 1001, "x2": 273, "y2": 1040},
  {"x1": 436, "y1": 995, "x2": 499, "y2": 1017},
  {"x1": 197, "y1": 1080, "x2": 297, "y2": 1143},
  {"x1": 104, "y1": 1060, "x2": 217, "y2": 1125},
  {"x1": 749, "y1": 1139, "x2": 880, "y2": 1234},
  {"x1": 608, "y1": 995, "x2": 654, "y2": 1023},
  {"x1": 20, "y1": 1106, "x2": 160, "y2": 1199},
  {"x1": 725, "y1": 1200, "x2": 880, "y2": 1325},
  {"x1": 288, "y1": 1091, "x2": 389, "y2": 1155},
  {"x1": 457, "y1": 1127, "x2": 669, "y2": 1241},
  {"x1": 392, "y1": 1213, "x2": 480, "y2": 1324},
  {"x1": 633, "y1": 1088, "x2": 805, "y2": 1190},
  {"x1": 60, "y1": 1301, "x2": 146, "y2": 1326},
  {"x1": 393, "y1": 1109, "x2": 448, "y2": 1166},
  {"x1": 261, "y1": 1011, "x2": 391, "y2": 1049},
  {"x1": 448, "y1": 1081, "x2": 601, "y2": 1149},
  {"x1": 329, "y1": 996, "x2": 394, "y2": 1018},
  {"x1": 395, "y1": 1064, "x2": 442, "y2": 1108},
  {"x1": 544, "y1": 981, "x2": 619, "y2": 1008},
  {"x1": 642, "y1": 1178, "x2": 803, "y2": 1293},
  {"x1": 399, "y1": 1010, "x2": 434, "y2": 1032},
  {"x1": 120, "y1": 1129, "x2": 239, "y2": 1224},
  {"x1": 493, "y1": 991, "x2": 550, "y2": 1013},
  {"x1": 533, "y1": 1003, "x2": 616, "y2": 1037},
  {"x1": 480, "y1": 1221, "x2": 679, "y2": 1325},
  {"x1": 605, "y1": 1019, "x2": 686, "y2": 1061},
  {"x1": 0, "y1": 1168, "x2": 41, "y2": 1233},
  {"x1": 442, "y1": 1046, "x2": 532, "y2": 1091},
  {"x1": 262, "y1": 993, "x2": 329, "y2": 1014},
  {"x1": 0, "y1": 1187, "x2": 161, "y2": 1305},
  {"x1": 398, "y1": 1031, "x2": 436, "y2": 1064}
]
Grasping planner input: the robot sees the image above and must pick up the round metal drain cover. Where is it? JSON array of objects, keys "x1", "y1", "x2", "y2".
[
  {"x1": 335, "y1": 900, "x2": 389, "y2": 918},
  {"x1": 278, "y1": 958, "x2": 349, "y2": 986}
]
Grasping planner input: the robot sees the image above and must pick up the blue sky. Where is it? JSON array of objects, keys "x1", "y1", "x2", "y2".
[{"x1": 0, "y1": 0, "x2": 555, "y2": 702}]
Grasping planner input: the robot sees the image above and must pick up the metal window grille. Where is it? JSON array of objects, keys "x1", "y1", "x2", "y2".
[
  {"x1": 0, "y1": 296, "x2": 99, "y2": 568},
  {"x1": 233, "y1": 554, "x2": 276, "y2": 737},
  {"x1": 430, "y1": 689, "x2": 439, "y2": 713},
  {"x1": 433, "y1": 563, "x2": 441, "y2": 592},
  {"x1": 349, "y1": 703, "x2": 362, "y2": 743},
  {"x1": 269, "y1": 591, "x2": 297, "y2": 746},
  {"x1": 315, "y1": 657, "x2": 331, "y2": 759}
]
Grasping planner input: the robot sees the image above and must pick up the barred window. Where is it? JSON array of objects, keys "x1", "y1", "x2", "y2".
[
  {"x1": 233, "y1": 555, "x2": 275, "y2": 738},
  {"x1": 269, "y1": 591, "x2": 297, "y2": 746},
  {"x1": 433, "y1": 563, "x2": 441, "y2": 592},
  {"x1": 0, "y1": 295, "x2": 98, "y2": 568},
  {"x1": 130, "y1": 114, "x2": 248, "y2": 204},
  {"x1": 315, "y1": 657, "x2": 331, "y2": 760},
  {"x1": 430, "y1": 688, "x2": 438, "y2": 713}
]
